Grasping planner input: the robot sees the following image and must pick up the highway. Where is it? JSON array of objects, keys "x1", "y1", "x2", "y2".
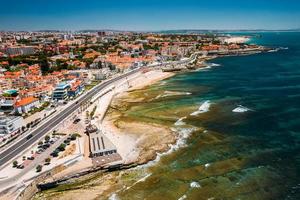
[{"x1": 0, "y1": 69, "x2": 139, "y2": 168}]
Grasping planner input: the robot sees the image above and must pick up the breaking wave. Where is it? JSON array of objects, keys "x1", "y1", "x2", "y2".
[
  {"x1": 268, "y1": 47, "x2": 289, "y2": 53},
  {"x1": 206, "y1": 63, "x2": 221, "y2": 67},
  {"x1": 232, "y1": 105, "x2": 252, "y2": 113},
  {"x1": 190, "y1": 181, "x2": 201, "y2": 188},
  {"x1": 178, "y1": 194, "x2": 187, "y2": 200},
  {"x1": 137, "y1": 126, "x2": 198, "y2": 169},
  {"x1": 156, "y1": 91, "x2": 192, "y2": 99},
  {"x1": 190, "y1": 100, "x2": 211, "y2": 116}
]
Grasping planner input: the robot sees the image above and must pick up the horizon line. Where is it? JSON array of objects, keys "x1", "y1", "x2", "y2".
[{"x1": 1, "y1": 28, "x2": 300, "y2": 33}]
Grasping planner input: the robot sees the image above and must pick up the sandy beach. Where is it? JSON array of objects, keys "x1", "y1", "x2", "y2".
[{"x1": 98, "y1": 70, "x2": 177, "y2": 165}]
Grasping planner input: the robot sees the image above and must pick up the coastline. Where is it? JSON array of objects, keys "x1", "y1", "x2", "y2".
[
  {"x1": 31, "y1": 69, "x2": 180, "y2": 200},
  {"x1": 100, "y1": 70, "x2": 177, "y2": 165},
  {"x1": 30, "y1": 43, "x2": 274, "y2": 199}
]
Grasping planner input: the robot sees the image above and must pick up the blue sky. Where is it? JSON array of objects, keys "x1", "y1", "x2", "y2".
[{"x1": 0, "y1": 0, "x2": 299, "y2": 31}]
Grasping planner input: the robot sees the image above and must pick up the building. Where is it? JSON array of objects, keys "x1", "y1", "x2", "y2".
[
  {"x1": 0, "y1": 90, "x2": 19, "y2": 113},
  {"x1": 15, "y1": 96, "x2": 40, "y2": 114},
  {"x1": 0, "y1": 115, "x2": 24, "y2": 135},
  {"x1": 52, "y1": 82, "x2": 71, "y2": 101},
  {"x1": 5, "y1": 46, "x2": 35, "y2": 56},
  {"x1": 68, "y1": 80, "x2": 84, "y2": 98},
  {"x1": 86, "y1": 125, "x2": 117, "y2": 158}
]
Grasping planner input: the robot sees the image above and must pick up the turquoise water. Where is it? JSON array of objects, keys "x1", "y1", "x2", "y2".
[{"x1": 115, "y1": 32, "x2": 300, "y2": 200}]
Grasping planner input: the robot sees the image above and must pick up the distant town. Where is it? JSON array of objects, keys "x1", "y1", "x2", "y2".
[{"x1": 0, "y1": 30, "x2": 271, "y2": 198}]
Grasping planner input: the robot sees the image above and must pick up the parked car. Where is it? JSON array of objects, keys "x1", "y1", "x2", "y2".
[
  {"x1": 73, "y1": 118, "x2": 81, "y2": 124},
  {"x1": 17, "y1": 164, "x2": 24, "y2": 169},
  {"x1": 27, "y1": 156, "x2": 35, "y2": 160}
]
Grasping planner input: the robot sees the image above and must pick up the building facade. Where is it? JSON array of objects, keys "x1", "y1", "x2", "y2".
[
  {"x1": 52, "y1": 82, "x2": 71, "y2": 101},
  {"x1": 0, "y1": 115, "x2": 24, "y2": 135}
]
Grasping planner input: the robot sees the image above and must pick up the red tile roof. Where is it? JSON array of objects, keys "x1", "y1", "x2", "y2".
[{"x1": 15, "y1": 96, "x2": 39, "y2": 107}]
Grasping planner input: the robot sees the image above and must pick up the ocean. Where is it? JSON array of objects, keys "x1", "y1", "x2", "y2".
[{"x1": 112, "y1": 32, "x2": 300, "y2": 200}]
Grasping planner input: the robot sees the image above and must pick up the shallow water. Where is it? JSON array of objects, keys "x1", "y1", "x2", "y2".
[{"x1": 112, "y1": 32, "x2": 300, "y2": 200}]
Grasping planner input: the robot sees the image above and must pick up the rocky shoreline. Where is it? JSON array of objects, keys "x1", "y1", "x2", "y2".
[{"x1": 26, "y1": 45, "x2": 274, "y2": 200}]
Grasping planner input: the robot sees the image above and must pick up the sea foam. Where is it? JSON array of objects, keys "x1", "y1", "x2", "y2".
[
  {"x1": 174, "y1": 117, "x2": 187, "y2": 126},
  {"x1": 178, "y1": 195, "x2": 187, "y2": 200},
  {"x1": 232, "y1": 105, "x2": 252, "y2": 113},
  {"x1": 137, "y1": 126, "x2": 198, "y2": 169},
  {"x1": 156, "y1": 91, "x2": 191, "y2": 99},
  {"x1": 108, "y1": 193, "x2": 119, "y2": 200},
  {"x1": 125, "y1": 173, "x2": 152, "y2": 191},
  {"x1": 190, "y1": 181, "x2": 201, "y2": 188},
  {"x1": 206, "y1": 63, "x2": 221, "y2": 67},
  {"x1": 190, "y1": 100, "x2": 211, "y2": 116}
]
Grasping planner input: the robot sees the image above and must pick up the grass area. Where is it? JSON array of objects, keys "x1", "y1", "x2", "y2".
[
  {"x1": 24, "y1": 102, "x2": 50, "y2": 118},
  {"x1": 85, "y1": 80, "x2": 101, "y2": 91}
]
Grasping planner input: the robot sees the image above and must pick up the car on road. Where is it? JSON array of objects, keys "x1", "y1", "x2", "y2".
[{"x1": 26, "y1": 134, "x2": 33, "y2": 140}]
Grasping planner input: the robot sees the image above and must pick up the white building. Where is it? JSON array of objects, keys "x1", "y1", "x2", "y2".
[
  {"x1": 0, "y1": 115, "x2": 24, "y2": 135},
  {"x1": 15, "y1": 96, "x2": 40, "y2": 114},
  {"x1": 86, "y1": 125, "x2": 117, "y2": 158}
]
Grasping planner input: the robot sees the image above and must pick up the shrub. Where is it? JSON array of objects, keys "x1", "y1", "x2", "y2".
[
  {"x1": 51, "y1": 151, "x2": 58, "y2": 157},
  {"x1": 58, "y1": 143, "x2": 66, "y2": 151},
  {"x1": 13, "y1": 161, "x2": 18, "y2": 168},
  {"x1": 70, "y1": 134, "x2": 77, "y2": 140},
  {"x1": 45, "y1": 157, "x2": 51, "y2": 163},
  {"x1": 36, "y1": 165, "x2": 42, "y2": 172},
  {"x1": 45, "y1": 135, "x2": 50, "y2": 142}
]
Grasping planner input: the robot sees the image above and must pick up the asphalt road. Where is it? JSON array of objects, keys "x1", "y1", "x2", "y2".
[{"x1": 0, "y1": 69, "x2": 139, "y2": 167}]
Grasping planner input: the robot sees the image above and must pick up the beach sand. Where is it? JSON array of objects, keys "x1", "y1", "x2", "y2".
[{"x1": 100, "y1": 70, "x2": 176, "y2": 165}]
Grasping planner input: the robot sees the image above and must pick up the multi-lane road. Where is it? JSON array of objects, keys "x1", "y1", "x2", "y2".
[{"x1": 0, "y1": 69, "x2": 139, "y2": 168}]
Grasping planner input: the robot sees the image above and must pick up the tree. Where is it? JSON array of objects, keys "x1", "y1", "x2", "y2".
[
  {"x1": 58, "y1": 143, "x2": 66, "y2": 151},
  {"x1": 36, "y1": 165, "x2": 42, "y2": 172},
  {"x1": 45, "y1": 135, "x2": 50, "y2": 142},
  {"x1": 45, "y1": 158, "x2": 51, "y2": 163},
  {"x1": 38, "y1": 141, "x2": 43, "y2": 146},
  {"x1": 13, "y1": 161, "x2": 18, "y2": 168},
  {"x1": 38, "y1": 54, "x2": 50, "y2": 75},
  {"x1": 70, "y1": 134, "x2": 77, "y2": 141}
]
